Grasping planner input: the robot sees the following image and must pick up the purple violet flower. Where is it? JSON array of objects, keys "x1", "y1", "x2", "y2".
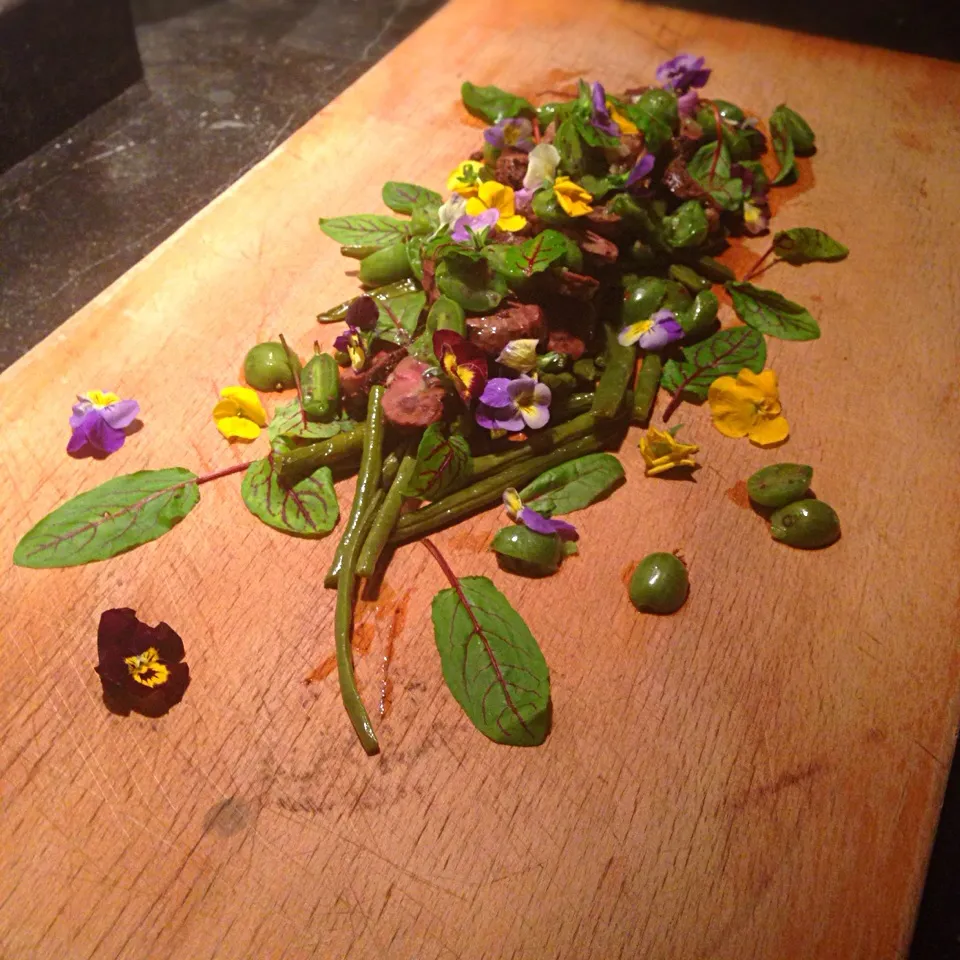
[
  {"x1": 451, "y1": 207, "x2": 499, "y2": 243},
  {"x1": 334, "y1": 327, "x2": 367, "y2": 371},
  {"x1": 626, "y1": 151, "x2": 655, "y2": 191},
  {"x1": 618, "y1": 308, "x2": 684, "y2": 351},
  {"x1": 503, "y1": 488, "x2": 578, "y2": 540},
  {"x1": 475, "y1": 376, "x2": 551, "y2": 432},
  {"x1": 655, "y1": 53, "x2": 711, "y2": 94},
  {"x1": 590, "y1": 82, "x2": 620, "y2": 138},
  {"x1": 483, "y1": 117, "x2": 535, "y2": 153},
  {"x1": 68, "y1": 391, "x2": 140, "y2": 455},
  {"x1": 677, "y1": 89, "x2": 700, "y2": 118}
]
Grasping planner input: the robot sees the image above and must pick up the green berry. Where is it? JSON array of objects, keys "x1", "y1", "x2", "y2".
[
  {"x1": 770, "y1": 499, "x2": 840, "y2": 548},
  {"x1": 747, "y1": 463, "x2": 813, "y2": 508},
  {"x1": 629, "y1": 552, "x2": 688, "y2": 614},
  {"x1": 243, "y1": 342, "x2": 301, "y2": 391}
]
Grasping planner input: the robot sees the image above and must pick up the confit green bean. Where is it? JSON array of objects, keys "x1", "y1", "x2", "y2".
[
  {"x1": 592, "y1": 323, "x2": 635, "y2": 420},
  {"x1": 356, "y1": 444, "x2": 419, "y2": 578},
  {"x1": 316, "y1": 278, "x2": 419, "y2": 324},
  {"x1": 632, "y1": 353, "x2": 662, "y2": 426},
  {"x1": 325, "y1": 386, "x2": 385, "y2": 588}
]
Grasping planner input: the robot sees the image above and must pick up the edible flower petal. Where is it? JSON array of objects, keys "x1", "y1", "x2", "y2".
[
  {"x1": 484, "y1": 117, "x2": 535, "y2": 153},
  {"x1": 67, "y1": 390, "x2": 140, "y2": 455},
  {"x1": 465, "y1": 180, "x2": 527, "y2": 232},
  {"x1": 608, "y1": 101, "x2": 638, "y2": 135},
  {"x1": 213, "y1": 385, "x2": 268, "y2": 441},
  {"x1": 618, "y1": 308, "x2": 684, "y2": 351},
  {"x1": 433, "y1": 329, "x2": 488, "y2": 403},
  {"x1": 496, "y1": 338, "x2": 540, "y2": 374},
  {"x1": 707, "y1": 368, "x2": 789, "y2": 446},
  {"x1": 639, "y1": 425, "x2": 700, "y2": 476},
  {"x1": 626, "y1": 152, "x2": 655, "y2": 190},
  {"x1": 589, "y1": 82, "x2": 620, "y2": 138},
  {"x1": 522, "y1": 143, "x2": 561, "y2": 193},
  {"x1": 333, "y1": 327, "x2": 367, "y2": 372},
  {"x1": 655, "y1": 53, "x2": 711, "y2": 93},
  {"x1": 552, "y1": 176, "x2": 593, "y2": 217},
  {"x1": 447, "y1": 160, "x2": 483, "y2": 198},
  {"x1": 451, "y1": 207, "x2": 499, "y2": 243},
  {"x1": 476, "y1": 375, "x2": 551, "y2": 431},
  {"x1": 95, "y1": 608, "x2": 190, "y2": 717},
  {"x1": 437, "y1": 193, "x2": 468, "y2": 232},
  {"x1": 502, "y1": 488, "x2": 578, "y2": 540},
  {"x1": 677, "y1": 89, "x2": 699, "y2": 118}
]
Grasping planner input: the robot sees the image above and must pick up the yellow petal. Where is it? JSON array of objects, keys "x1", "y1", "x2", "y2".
[
  {"x1": 747, "y1": 415, "x2": 790, "y2": 447},
  {"x1": 737, "y1": 368, "x2": 779, "y2": 400},
  {"x1": 87, "y1": 390, "x2": 120, "y2": 406},
  {"x1": 464, "y1": 196, "x2": 487, "y2": 216},
  {"x1": 477, "y1": 180, "x2": 508, "y2": 210},
  {"x1": 216, "y1": 416, "x2": 261, "y2": 441},
  {"x1": 497, "y1": 213, "x2": 527, "y2": 232},
  {"x1": 220, "y1": 386, "x2": 267, "y2": 426},
  {"x1": 212, "y1": 398, "x2": 240, "y2": 420},
  {"x1": 447, "y1": 161, "x2": 481, "y2": 197},
  {"x1": 609, "y1": 103, "x2": 638, "y2": 135}
]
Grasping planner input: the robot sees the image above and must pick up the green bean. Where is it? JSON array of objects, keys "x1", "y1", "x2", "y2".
[
  {"x1": 356, "y1": 444, "x2": 418, "y2": 578},
  {"x1": 591, "y1": 323, "x2": 636, "y2": 420},
  {"x1": 334, "y1": 511, "x2": 381, "y2": 756},
  {"x1": 275, "y1": 427, "x2": 365, "y2": 481},
  {"x1": 632, "y1": 353, "x2": 662, "y2": 426},
  {"x1": 325, "y1": 386, "x2": 386, "y2": 588},
  {"x1": 668, "y1": 263, "x2": 711, "y2": 293},
  {"x1": 470, "y1": 410, "x2": 597, "y2": 480},
  {"x1": 684, "y1": 254, "x2": 735, "y2": 283},
  {"x1": 340, "y1": 244, "x2": 382, "y2": 260},
  {"x1": 391, "y1": 430, "x2": 621, "y2": 544},
  {"x1": 316, "y1": 278, "x2": 419, "y2": 324}
]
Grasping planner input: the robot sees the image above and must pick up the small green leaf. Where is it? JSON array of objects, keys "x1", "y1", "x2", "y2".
[
  {"x1": 661, "y1": 200, "x2": 710, "y2": 249},
  {"x1": 687, "y1": 143, "x2": 743, "y2": 211},
  {"x1": 772, "y1": 104, "x2": 816, "y2": 154},
  {"x1": 574, "y1": 114, "x2": 619, "y2": 150},
  {"x1": 555, "y1": 118, "x2": 586, "y2": 179},
  {"x1": 773, "y1": 228, "x2": 848, "y2": 264},
  {"x1": 461, "y1": 81, "x2": 534, "y2": 124},
  {"x1": 662, "y1": 326, "x2": 767, "y2": 401},
  {"x1": 374, "y1": 289, "x2": 427, "y2": 345},
  {"x1": 13, "y1": 468, "x2": 200, "y2": 568},
  {"x1": 241, "y1": 458, "x2": 338, "y2": 537},
  {"x1": 431, "y1": 576, "x2": 550, "y2": 746},
  {"x1": 435, "y1": 258, "x2": 507, "y2": 313},
  {"x1": 319, "y1": 214, "x2": 410, "y2": 247},
  {"x1": 381, "y1": 182, "x2": 442, "y2": 215},
  {"x1": 404, "y1": 423, "x2": 472, "y2": 501},
  {"x1": 769, "y1": 112, "x2": 796, "y2": 185},
  {"x1": 726, "y1": 282, "x2": 820, "y2": 341},
  {"x1": 484, "y1": 230, "x2": 569, "y2": 280},
  {"x1": 268, "y1": 399, "x2": 344, "y2": 452},
  {"x1": 519, "y1": 453, "x2": 625, "y2": 517}
]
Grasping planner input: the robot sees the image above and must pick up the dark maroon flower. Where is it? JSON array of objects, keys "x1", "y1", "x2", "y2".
[
  {"x1": 95, "y1": 608, "x2": 190, "y2": 717},
  {"x1": 433, "y1": 329, "x2": 488, "y2": 403},
  {"x1": 344, "y1": 295, "x2": 379, "y2": 330}
]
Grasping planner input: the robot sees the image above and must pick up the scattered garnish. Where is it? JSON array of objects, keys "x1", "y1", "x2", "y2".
[
  {"x1": 707, "y1": 368, "x2": 789, "y2": 447},
  {"x1": 67, "y1": 391, "x2": 139, "y2": 456},
  {"x1": 639, "y1": 425, "x2": 699, "y2": 476},
  {"x1": 212, "y1": 386, "x2": 268, "y2": 441}
]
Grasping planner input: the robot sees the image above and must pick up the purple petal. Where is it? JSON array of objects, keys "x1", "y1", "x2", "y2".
[
  {"x1": 479, "y1": 377, "x2": 515, "y2": 408},
  {"x1": 101, "y1": 398, "x2": 140, "y2": 430},
  {"x1": 637, "y1": 310, "x2": 684, "y2": 350},
  {"x1": 591, "y1": 81, "x2": 607, "y2": 115},
  {"x1": 70, "y1": 397, "x2": 93, "y2": 423},
  {"x1": 531, "y1": 381, "x2": 552, "y2": 407},
  {"x1": 89, "y1": 419, "x2": 127, "y2": 454},
  {"x1": 627, "y1": 152, "x2": 655, "y2": 187},
  {"x1": 475, "y1": 403, "x2": 524, "y2": 432},
  {"x1": 677, "y1": 89, "x2": 699, "y2": 118},
  {"x1": 451, "y1": 208, "x2": 499, "y2": 243},
  {"x1": 589, "y1": 81, "x2": 620, "y2": 138},
  {"x1": 519, "y1": 507, "x2": 579, "y2": 541},
  {"x1": 506, "y1": 375, "x2": 537, "y2": 403},
  {"x1": 484, "y1": 124, "x2": 505, "y2": 148},
  {"x1": 521, "y1": 403, "x2": 550, "y2": 430},
  {"x1": 67, "y1": 410, "x2": 98, "y2": 453},
  {"x1": 513, "y1": 187, "x2": 534, "y2": 211}
]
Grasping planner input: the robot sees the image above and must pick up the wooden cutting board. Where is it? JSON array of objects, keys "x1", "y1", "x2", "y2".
[{"x1": 2, "y1": 1, "x2": 959, "y2": 957}]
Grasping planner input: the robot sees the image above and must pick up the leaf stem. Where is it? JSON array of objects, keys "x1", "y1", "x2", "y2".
[
  {"x1": 708, "y1": 101, "x2": 724, "y2": 181},
  {"x1": 196, "y1": 460, "x2": 255, "y2": 485},
  {"x1": 743, "y1": 244, "x2": 776, "y2": 281},
  {"x1": 279, "y1": 333, "x2": 308, "y2": 428}
]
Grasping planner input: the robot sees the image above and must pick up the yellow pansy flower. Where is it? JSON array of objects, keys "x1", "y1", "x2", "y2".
[
  {"x1": 707, "y1": 368, "x2": 789, "y2": 447},
  {"x1": 85, "y1": 390, "x2": 120, "y2": 406},
  {"x1": 639, "y1": 426, "x2": 699, "y2": 476},
  {"x1": 609, "y1": 102, "x2": 638, "y2": 135},
  {"x1": 213, "y1": 385, "x2": 268, "y2": 441},
  {"x1": 447, "y1": 161, "x2": 483, "y2": 198},
  {"x1": 464, "y1": 180, "x2": 527, "y2": 232},
  {"x1": 552, "y1": 176, "x2": 593, "y2": 217}
]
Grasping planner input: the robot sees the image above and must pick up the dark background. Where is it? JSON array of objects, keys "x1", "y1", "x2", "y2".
[{"x1": 0, "y1": 1, "x2": 957, "y2": 955}]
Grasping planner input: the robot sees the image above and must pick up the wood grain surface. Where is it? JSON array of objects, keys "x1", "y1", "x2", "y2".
[{"x1": 2, "y1": 1, "x2": 960, "y2": 957}]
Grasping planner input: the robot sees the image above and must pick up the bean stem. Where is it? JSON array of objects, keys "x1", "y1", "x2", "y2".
[
  {"x1": 390, "y1": 429, "x2": 621, "y2": 544},
  {"x1": 274, "y1": 427, "x2": 366, "y2": 481},
  {"x1": 356, "y1": 443, "x2": 419, "y2": 578},
  {"x1": 325, "y1": 386, "x2": 386, "y2": 588}
]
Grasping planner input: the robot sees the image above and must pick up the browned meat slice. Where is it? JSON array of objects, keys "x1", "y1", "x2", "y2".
[
  {"x1": 466, "y1": 302, "x2": 546, "y2": 356},
  {"x1": 339, "y1": 346, "x2": 406, "y2": 402},
  {"x1": 381, "y1": 356, "x2": 446, "y2": 428},
  {"x1": 494, "y1": 147, "x2": 529, "y2": 190}
]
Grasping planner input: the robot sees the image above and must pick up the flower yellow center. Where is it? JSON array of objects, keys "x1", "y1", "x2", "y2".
[
  {"x1": 87, "y1": 390, "x2": 120, "y2": 407},
  {"x1": 504, "y1": 127, "x2": 520, "y2": 145},
  {"x1": 124, "y1": 647, "x2": 170, "y2": 688}
]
